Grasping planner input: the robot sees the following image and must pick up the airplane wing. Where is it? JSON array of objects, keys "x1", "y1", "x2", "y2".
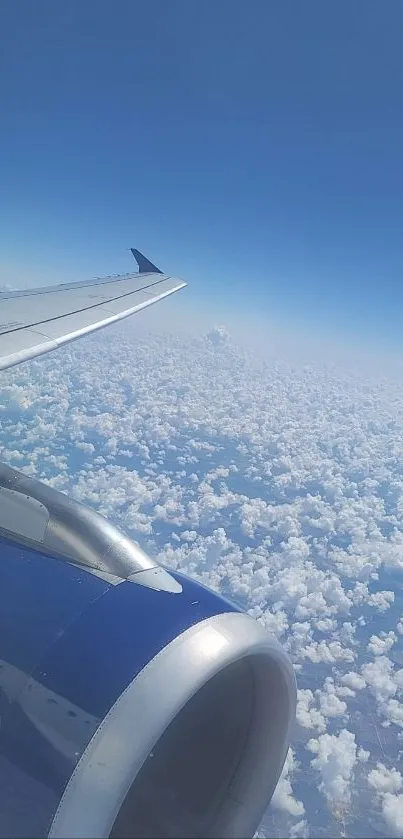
[{"x1": 0, "y1": 248, "x2": 186, "y2": 371}]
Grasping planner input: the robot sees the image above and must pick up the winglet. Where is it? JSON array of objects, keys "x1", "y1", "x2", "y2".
[{"x1": 130, "y1": 248, "x2": 163, "y2": 274}]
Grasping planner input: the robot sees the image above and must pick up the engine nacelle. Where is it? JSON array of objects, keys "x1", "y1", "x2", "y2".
[{"x1": 0, "y1": 463, "x2": 296, "y2": 838}]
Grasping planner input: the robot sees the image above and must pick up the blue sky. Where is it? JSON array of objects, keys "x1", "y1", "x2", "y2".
[{"x1": 1, "y1": 1, "x2": 403, "y2": 350}]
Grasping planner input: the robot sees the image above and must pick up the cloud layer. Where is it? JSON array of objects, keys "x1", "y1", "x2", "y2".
[{"x1": 0, "y1": 322, "x2": 402, "y2": 837}]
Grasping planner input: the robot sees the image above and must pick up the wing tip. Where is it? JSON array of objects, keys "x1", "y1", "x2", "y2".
[{"x1": 130, "y1": 248, "x2": 163, "y2": 275}]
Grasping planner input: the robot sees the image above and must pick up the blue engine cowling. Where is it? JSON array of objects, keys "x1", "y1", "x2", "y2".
[{"x1": 0, "y1": 463, "x2": 296, "y2": 839}]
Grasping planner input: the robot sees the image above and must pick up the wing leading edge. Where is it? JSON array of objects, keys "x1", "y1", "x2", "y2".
[{"x1": 0, "y1": 249, "x2": 186, "y2": 371}]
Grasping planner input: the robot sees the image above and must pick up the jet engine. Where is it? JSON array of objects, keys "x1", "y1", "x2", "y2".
[{"x1": 0, "y1": 462, "x2": 296, "y2": 839}]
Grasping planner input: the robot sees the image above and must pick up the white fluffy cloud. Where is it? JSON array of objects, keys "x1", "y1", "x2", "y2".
[
  {"x1": 297, "y1": 688, "x2": 326, "y2": 733},
  {"x1": 367, "y1": 632, "x2": 396, "y2": 657},
  {"x1": 271, "y1": 748, "x2": 305, "y2": 817},
  {"x1": 307, "y1": 729, "x2": 359, "y2": 817},
  {"x1": 206, "y1": 325, "x2": 231, "y2": 346},
  {"x1": 368, "y1": 763, "x2": 403, "y2": 795},
  {"x1": 296, "y1": 678, "x2": 349, "y2": 735},
  {"x1": 368, "y1": 764, "x2": 403, "y2": 836},
  {"x1": 362, "y1": 656, "x2": 399, "y2": 704},
  {"x1": 318, "y1": 678, "x2": 348, "y2": 719},
  {"x1": 341, "y1": 671, "x2": 366, "y2": 692},
  {"x1": 381, "y1": 793, "x2": 403, "y2": 837}
]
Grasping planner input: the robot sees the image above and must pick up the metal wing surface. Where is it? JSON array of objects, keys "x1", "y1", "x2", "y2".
[{"x1": 0, "y1": 250, "x2": 186, "y2": 371}]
